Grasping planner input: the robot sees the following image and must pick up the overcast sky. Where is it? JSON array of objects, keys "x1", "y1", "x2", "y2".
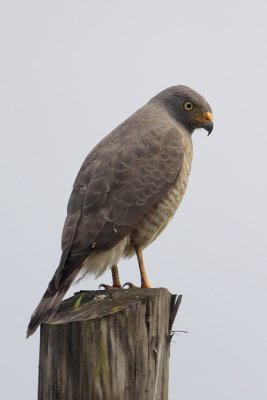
[{"x1": 1, "y1": 1, "x2": 267, "y2": 399}]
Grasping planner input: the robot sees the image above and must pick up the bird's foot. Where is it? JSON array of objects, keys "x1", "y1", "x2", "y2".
[
  {"x1": 99, "y1": 283, "x2": 122, "y2": 290},
  {"x1": 122, "y1": 282, "x2": 140, "y2": 289},
  {"x1": 123, "y1": 281, "x2": 151, "y2": 289},
  {"x1": 141, "y1": 280, "x2": 151, "y2": 289}
]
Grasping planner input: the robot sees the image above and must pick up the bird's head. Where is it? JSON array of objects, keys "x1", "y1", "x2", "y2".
[{"x1": 152, "y1": 85, "x2": 213, "y2": 135}]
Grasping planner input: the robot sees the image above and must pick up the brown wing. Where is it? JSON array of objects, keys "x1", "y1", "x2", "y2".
[
  {"x1": 65, "y1": 130, "x2": 184, "y2": 252},
  {"x1": 56, "y1": 113, "x2": 185, "y2": 285}
]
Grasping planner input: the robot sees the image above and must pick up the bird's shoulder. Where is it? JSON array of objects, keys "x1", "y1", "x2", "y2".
[
  {"x1": 62, "y1": 103, "x2": 191, "y2": 255},
  {"x1": 75, "y1": 103, "x2": 190, "y2": 181}
]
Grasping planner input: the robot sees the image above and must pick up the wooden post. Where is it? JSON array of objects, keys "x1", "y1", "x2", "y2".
[{"x1": 38, "y1": 288, "x2": 182, "y2": 400}]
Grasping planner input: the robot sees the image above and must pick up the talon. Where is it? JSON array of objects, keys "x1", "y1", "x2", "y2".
[
  {"x1": 123, "y1": 282, "x2": 138, "y2": 288},
  {"x1": 99, "y1": 283, "x2": 108, "y2": 290},
  {"x1": 99, "y1": 283, "x2": 122, "y2": 290}
]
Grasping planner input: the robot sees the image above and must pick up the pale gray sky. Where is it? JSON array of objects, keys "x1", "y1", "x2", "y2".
[{"x1": 1, "y1": 1, "x2": 267, "y2": 399}]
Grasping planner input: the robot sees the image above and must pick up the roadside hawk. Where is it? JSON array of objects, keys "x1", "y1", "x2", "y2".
[{"x1": 27, "y1": 85, "x2": 213, "y2": 337}]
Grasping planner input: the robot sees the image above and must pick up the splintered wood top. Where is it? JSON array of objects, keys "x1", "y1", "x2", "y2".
[{"x1": 48, "y1": 287, "x2": 172, "y2": 325}]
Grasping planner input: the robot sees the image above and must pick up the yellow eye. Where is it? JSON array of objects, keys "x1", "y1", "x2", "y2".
[{"x1": 183, "y1": 101, "x2": 194, "y2": 111}]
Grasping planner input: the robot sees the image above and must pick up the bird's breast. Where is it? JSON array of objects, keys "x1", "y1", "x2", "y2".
[{"x1": 125, "y1": 136, "x2": 193, "y2": 256}]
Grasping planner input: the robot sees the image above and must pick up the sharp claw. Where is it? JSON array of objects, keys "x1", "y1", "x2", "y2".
[
  {"x1": 122, "y1": 282, "x2": 138, "y2": 288},
  {"x1": 99, "y1": 284, "x2": 111, "y2": 290},
  {"x1": 99, "y1": 283, "x2": 122, "y2": 290}
]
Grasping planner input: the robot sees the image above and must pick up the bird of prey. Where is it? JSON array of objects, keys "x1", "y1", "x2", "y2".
[{"x1": 27, "y1": 85, "x2": 213, "y2": 337}]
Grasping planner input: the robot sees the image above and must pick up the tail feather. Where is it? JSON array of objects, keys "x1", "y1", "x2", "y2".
[{"x1": 27, "y1": 259, "x2": 83, "y2": 337}]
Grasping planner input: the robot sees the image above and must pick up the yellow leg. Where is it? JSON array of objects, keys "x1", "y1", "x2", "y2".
[
  {"x1": 134, "y1": 245, "x2": 151, "y2": 288},
  {"x1": 99, "y1": 265, "x2": 122, "y2": 290},
  {"x1": 111, "y1": 265, "x2": 121, "y2": 288}
]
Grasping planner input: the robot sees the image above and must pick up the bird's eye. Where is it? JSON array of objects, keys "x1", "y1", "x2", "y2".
[{"x1": 183, "y1": 101, "x2": 194, "y2": 111}]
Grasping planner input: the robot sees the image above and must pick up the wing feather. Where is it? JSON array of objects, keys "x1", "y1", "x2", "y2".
[
  {"x1": 67, "y1": 143, "x2": 183, "y2": 255},
  {"x1": 60, "y1": 106, "x2": 187, "y2": 272}
]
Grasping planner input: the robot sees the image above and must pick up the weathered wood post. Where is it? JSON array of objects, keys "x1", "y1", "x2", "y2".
[{"x1": 38, "y1": 288, "x2": 182, "y2": 400}]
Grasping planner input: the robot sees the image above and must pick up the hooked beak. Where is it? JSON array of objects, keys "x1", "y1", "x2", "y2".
[
  {"x1": 202, "y1": 120, "x2": 213, "y2": 136},
  {"x1": 194, "y1": 111, "x2": 213, "y2": 135}
]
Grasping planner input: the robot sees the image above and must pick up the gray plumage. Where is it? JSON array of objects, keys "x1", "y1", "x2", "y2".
[{"x1": 27, "y1": 85, "x2": 213, "y2": 337}]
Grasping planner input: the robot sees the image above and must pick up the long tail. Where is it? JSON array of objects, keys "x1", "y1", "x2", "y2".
[{"x1": 27, "y1": 257, "x2": 84, "y2": 337}]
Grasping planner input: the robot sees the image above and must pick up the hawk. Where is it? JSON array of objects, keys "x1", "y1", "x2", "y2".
[{"x1": 27, "y1": 85, "x2": 213, "y2": 337}]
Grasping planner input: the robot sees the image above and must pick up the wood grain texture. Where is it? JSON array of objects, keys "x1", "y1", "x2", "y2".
[{"x1": 38, "y1": 288, "x2": 182, "y2": 400}]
